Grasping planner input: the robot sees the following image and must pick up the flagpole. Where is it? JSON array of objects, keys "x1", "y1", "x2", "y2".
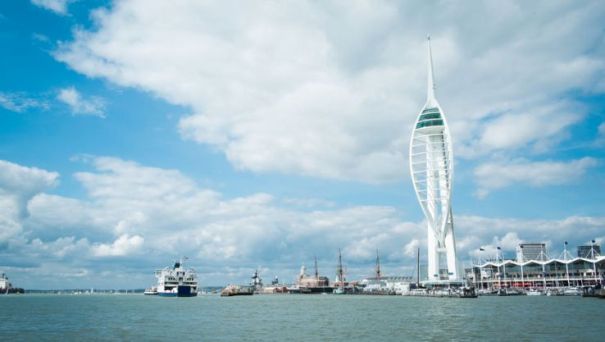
[{"x1": 520, "y1": 245, "x2": 524, "y2": 291}]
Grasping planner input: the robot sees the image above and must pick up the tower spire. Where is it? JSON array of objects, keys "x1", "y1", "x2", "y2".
[{"x1": 426, "y1": 35, "x2": 436, "y2": 106}]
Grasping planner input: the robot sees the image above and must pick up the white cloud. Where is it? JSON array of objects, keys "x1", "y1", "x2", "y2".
[
  {"x1": 2, "y1": 157, "x2": 604, "y2": 287},
  {"x1": 57, "y1": 87, "x2": 106, "y2": 118},
  {"x1": 403, "y1": 238, "x2": 420, "y2": 257},
  {"x1": 54, "y1": 1, "x2": 605, "y2": 183},
  {"x1": 0, "y1": 160, "x2": 58, "y2": 243},
  {"x1": 0, "y1": 92, "x2": 48, "y2": 113},
  {"x1": 459, "y1": 100, "x2": 583, "y2": 157},
  {"x1": 474, "y1": 157, "x2": 599, "y2": 198},
  {"x1": 31, "y1": 0, "x2": 70, "y2": 15},
  {"x1": 91, "y1": 234, "x2": 144, "y2": 257}
]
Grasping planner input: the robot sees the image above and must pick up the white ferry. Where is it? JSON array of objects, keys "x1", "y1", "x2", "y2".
[{"x1": 148, "y1": 258, "x2": 198, "y2": 297}]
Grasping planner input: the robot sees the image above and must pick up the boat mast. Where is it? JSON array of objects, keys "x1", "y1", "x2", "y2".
[
  {"x1": 337, "y1": 248, "x2": 345, "y2": 289},
  {"x1": 314, "y1": 256, "x2": 319, "y2": 281},
  {"x1": 416, "y1": 247, "x2": 420, "y2": 287}
]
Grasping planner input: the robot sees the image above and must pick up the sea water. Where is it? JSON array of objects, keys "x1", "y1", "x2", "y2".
[{"x1": 1, "y1": 294, "x2": 604, "y2": 341}]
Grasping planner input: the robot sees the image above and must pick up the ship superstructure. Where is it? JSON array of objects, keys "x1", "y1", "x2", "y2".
[{"x1": 0, "y1": 273, "x2": 24, "y2": 294}]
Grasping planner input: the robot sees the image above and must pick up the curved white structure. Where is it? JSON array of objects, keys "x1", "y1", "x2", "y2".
[{"x1": 409, "y1": 37, "x2": 458, "y2": 282}]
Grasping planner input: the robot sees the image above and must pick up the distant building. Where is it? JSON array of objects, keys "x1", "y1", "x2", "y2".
[
  {"x1": 474, "y1": 242, "x2": 605, "y2": 290},
  {"x1": 516, "y1": 243, "x2": 548, "y2": 262},
  {"x1": 577, "y1": 245, "x2": 601, "y2": 258}
]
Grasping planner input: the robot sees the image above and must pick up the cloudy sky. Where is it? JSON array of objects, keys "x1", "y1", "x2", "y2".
[{"x1": 1, "y1": 0, "x2": 604, "y2": 289}]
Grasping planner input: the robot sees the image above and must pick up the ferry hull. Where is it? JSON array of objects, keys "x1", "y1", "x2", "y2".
[{"x1": 157, "y1": 286, "x2": 197, "y2": 297}]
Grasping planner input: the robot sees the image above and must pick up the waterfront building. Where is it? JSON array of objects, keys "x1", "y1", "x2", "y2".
[
  {"x1": 471, "y1": 243, "x2": 605, "y2": 289},
  {"x1": 516, "y1": 243, "x2": 548, "y2": 262},
  {"x1": 409, "y1": 36, "x2": 459, "y2": 282}
]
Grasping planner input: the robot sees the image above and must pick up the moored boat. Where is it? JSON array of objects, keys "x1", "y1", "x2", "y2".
[
  {"x1": 562, "y1": 287, "x2": 581, "y2": 296},
  {"x1": 526, "y1": 288, "x2": 543, "y2": 296},
  {"x1": 220, "y1": 284, "x2": 254, "y2": 297},
  {"x1": 144, "y1": 286, "x2": 158, "y2": 295}
]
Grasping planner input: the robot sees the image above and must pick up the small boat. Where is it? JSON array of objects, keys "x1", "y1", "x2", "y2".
[
  {"x1": 498, "y1": 288, "x2": 523, "y2": 296},
  {"x1": 562, "y1": 287, "x2": 581, "y2": 296},
  {"x1": 526, "y1": 289, "x2": 543, "y2": 296},
  {"x1": 545, "y1": 289, "x2": 564, "y2": 296},
  {"x1": 144, "y1": 287, "x2": 158, "y2": 295},
  {"x1": 333, "y1": 287, "x2": 345, "y2": 295},
  {"x1": 458, "y1": 287, "x2": 478, "y2": 298}
]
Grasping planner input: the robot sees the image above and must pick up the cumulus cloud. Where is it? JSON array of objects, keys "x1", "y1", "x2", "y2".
[
  {"x1": 0, "y1": 160, "x2": 58, "y2": 243},
  {"x1": 54, "y1": 1, "x2": 605, "y2": 183},
  {"x1": 0, "y1": 92, "x2": 48, "y2": 113},
  {"x1": 57, "y1": 87, "x2": 105, "y2": 117},
  {"x1": 474, "y1": 157, "x2": 599, "y2": 198},
  {"x1": 91, "y1": 234, "x2": 144, "y2": 257},
  {"x1": 461, "y1": 100, "x2": 583, "y2": 157},
  {"x1": 31, "y1": 0, "x2": 71, "y2": 15}
]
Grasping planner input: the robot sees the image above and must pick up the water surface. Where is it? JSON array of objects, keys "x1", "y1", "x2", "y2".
[{"x1": 1, "y1": 294, "x2": 603, "y2": 341}]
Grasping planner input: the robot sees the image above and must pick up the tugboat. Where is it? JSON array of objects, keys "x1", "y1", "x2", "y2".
[{"x1": 149, "y1": 258, "x2": 198, "y2": 297}]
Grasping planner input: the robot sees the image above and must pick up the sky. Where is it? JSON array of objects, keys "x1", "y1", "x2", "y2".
[{"x1": 1, "y1": 0, "x2": 604, "y2": 289}]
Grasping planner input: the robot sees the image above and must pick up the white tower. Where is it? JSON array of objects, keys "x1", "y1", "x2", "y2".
[{"x1": 409, "y1": 37, "x2": 458, "y2": 282}]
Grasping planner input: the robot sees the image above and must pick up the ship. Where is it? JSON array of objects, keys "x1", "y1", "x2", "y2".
[
  {"x1": 0, "y1": 273, "x2": 24, "y2": 294},
  {"x1": 221, "y1": 269, "x2": 264, "y2": 296},
  {"x1": 148, "y1": 258, "x2": 198, "y2": 297},
  {"x1": 220, "y1": 284, "x2": 254, "y2": 296},
  {"x1": 294, "y1": 257, "x2": 334, "y2": 294}
]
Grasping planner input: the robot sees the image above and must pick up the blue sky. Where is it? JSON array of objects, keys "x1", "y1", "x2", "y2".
[{"x1": 1, "y1": 0, "x2": 604, "y2": 288}]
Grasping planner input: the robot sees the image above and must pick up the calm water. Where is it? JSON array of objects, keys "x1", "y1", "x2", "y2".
[{"x1": 1, "y1": 294, "x2": 604, "y2": 341}]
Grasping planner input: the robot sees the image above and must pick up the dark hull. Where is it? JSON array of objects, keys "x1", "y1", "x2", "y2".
[
  {"x1": 1, "y1": 288, "x2": 24, "y2": 294},
  {"x1": 221, "y1": 292, "x2": 254, "y2": 297},
  {"x1": 299, "y1": 286, "x2": 334, "y2": 294}
]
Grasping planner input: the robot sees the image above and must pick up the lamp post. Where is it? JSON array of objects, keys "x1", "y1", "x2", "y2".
[
  {"x1": 478, "y1": 247, "x2": 485, "y2": 289},
  {"x1": 564, "y1": 241, "x2": 570, "y2": 287},
  {"x1": 497, "y1": 246, "x2": 502, "y2": 289},
  {"x1": 520, "y1": 245, "x2": 524, "y2": 290},
  {"x1": 500, "y1": 247, "x2": 508, "y2": 288},
  {"x1": 591, "y1": 240, "x2": 598, "y2": 285}
]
